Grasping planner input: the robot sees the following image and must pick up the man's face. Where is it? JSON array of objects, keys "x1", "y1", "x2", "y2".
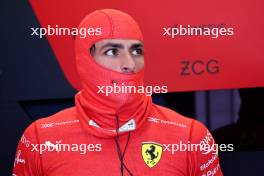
[{"x1": 90, "y1": 39, "x2": 144, "y2": 74}]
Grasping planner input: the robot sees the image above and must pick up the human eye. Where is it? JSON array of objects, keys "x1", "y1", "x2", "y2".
[
  {"x1": 104, "y1": 48, "x2": 119, "y2": 56},
  {"x1": 131, "y1": 48, "x2": 144, "y2": 56}
]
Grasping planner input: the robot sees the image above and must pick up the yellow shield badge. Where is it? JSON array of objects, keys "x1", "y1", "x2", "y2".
[{"x1": 142, "y1": 142, "x2": 163, "y2": 168}]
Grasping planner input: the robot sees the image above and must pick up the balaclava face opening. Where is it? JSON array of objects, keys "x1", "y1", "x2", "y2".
[{"x1": 74, "y1": 9, "x2": 152, "y2": 138}]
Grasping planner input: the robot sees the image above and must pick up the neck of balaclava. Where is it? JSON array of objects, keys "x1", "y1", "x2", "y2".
[{"x1": 75, "y1": 75, "x2": 152, "y2": 138}]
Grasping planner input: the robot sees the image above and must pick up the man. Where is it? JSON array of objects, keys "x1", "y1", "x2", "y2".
[{"x1": 13, "y1": 9, "x2": 223, "y2": 176}]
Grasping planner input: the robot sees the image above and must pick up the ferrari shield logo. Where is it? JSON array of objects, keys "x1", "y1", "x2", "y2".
[{"x1": 142, "y1": 142, "x2": 163, "y2": 168}]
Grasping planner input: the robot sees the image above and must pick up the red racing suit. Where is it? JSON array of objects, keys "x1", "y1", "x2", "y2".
[
  {"x1": 13, "y1": 9, "x2": 223, "y2": 176},
  {"x1": 13, "y1": 103, "x2": 223, "y2": 176}
]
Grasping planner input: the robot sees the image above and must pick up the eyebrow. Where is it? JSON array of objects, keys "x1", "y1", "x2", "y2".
[
  {"x1": 100, "y1": 42, "x2": 143, "y2": 51},
  {"x1": 130, "y1": 43, "x2": 143, "y2": 50}
]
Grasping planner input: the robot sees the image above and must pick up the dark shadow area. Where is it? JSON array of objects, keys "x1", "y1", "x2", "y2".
[
  {"x1": 152, "y1": 91, "x2": 195, "y2": 118},
  {"x1": 213, "y1": 88, "x2": 264, "y2": 175},
  {"x1": 213, "y1": 88, "x2": 264, "y2": 150},
  {"x1": 19, "y1": 98, "x2": 75, "y2": 122}
]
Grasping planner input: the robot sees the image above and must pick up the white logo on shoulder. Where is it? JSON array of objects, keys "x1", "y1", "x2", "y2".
[
  {"x1": 148, "y1": 117, "x2": 187, "y2": 128},
  {"x1": 41, "y1": 120, "x2": 79, "y2": 128},
  {"x1": 200, "y1": 130, "x2": 216, "y2": 155}
]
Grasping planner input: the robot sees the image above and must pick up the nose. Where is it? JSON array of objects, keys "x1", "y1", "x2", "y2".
[{"x1": 120, "y1": 52, "x2": 136, "y2": 74}]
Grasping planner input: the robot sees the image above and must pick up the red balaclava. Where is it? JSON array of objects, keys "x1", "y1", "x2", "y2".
[{"x1": 74, "y1": 9, "x2": 152, "y2": 138}]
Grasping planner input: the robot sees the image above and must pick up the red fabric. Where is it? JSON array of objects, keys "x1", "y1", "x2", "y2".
[
  {"x1": 13, "y1": 106, "x2": 223, "y2": 176},
  {"x1": 13, "y1": 9, "x2": 223, "y2": 176}
]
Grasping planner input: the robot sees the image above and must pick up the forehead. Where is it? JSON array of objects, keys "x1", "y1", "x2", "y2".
[{"x1": 94, "y1": 39, "x2": 143, "y2": 47}]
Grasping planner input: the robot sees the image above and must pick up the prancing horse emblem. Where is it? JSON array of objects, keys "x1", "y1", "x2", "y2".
[{"x1": 141, "y1": 142, "x2": 163, "y2": 168}]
